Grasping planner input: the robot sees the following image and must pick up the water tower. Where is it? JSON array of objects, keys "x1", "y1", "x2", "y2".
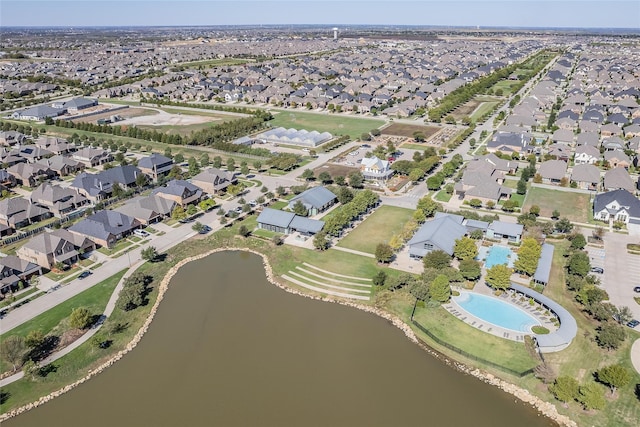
[{"x1": 332, "y1": 27, "x2": 338, "y2": 41}]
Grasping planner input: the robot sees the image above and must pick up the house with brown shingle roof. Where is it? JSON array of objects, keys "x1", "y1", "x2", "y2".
[
  {"x1": 570, "y1": 164, "x2": 600, "y2": 190},
  {"x1": 538, "y1": 160, "x2": 568, "y2": 184},
  {"x1": 604, "y1": 167, "x2": 635, "y2": 193}
]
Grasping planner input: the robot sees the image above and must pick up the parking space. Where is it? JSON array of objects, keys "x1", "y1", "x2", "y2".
[{"x1": 602, "y1": 234, "x2": 640, "y2": 321}]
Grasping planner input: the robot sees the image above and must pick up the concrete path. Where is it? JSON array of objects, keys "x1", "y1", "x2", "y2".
[
  {"x1": 331, "y1": 246, "x2": 375, "y2": 258},
  {"x1": 631, "y1": 339, "x2": 640, "y2": 375},
  {"x1": 281, "y1": 274, "x2": 369, "y2": 301},
  {"x1": 294, "y1": 267, "x2": 371, "y2": 287},
  {"x1": 301, "y1": 263, "x2": 371, "y2": 281}
]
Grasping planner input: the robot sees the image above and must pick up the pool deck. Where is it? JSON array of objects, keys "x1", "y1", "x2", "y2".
[{"x1": 447, "y1": 284, "x2": 558, "y2": 342}]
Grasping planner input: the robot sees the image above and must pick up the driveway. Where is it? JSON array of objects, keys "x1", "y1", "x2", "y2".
[{"x1": 602, "y1": 233, "x2": 640, "y2": 322}]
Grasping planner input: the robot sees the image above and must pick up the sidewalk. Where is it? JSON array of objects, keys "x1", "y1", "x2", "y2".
[{"x1": 631, "y1": 339, "x2": 640, "y2": 375}]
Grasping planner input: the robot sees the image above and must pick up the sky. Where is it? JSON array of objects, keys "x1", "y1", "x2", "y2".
[{"x1": 1, "y1": 0, "x2": 639, "y2": 29}]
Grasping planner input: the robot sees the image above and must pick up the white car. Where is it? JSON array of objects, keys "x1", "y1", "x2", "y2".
[{"x1": 134, "y1": 229, "x2": 150, "y2": 238}]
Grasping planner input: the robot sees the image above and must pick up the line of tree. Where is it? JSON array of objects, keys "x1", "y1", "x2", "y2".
[
  {"x1": 322, "y1": 189, "x2": 379, "y2": 237},
  {"x1": 145, "y1": 98, "x2": 272, "y2": 119}
]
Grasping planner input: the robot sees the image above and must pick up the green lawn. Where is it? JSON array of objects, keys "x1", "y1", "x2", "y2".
[
  {"x1": 489, "y1": 80, "x2": 520, "y2": 96},
  {"x1": 97, "y1": 239, "x2": 135, "y2": 256},
  {"x1": 411, "y1": 305, "x2": 538, "y2": 373},
  {"x1": 470, "y1": 100, "x2": 500, "y2": 122},
  {"x1": 523, "y1": 187, "x2": 591, "y2": 222},
  {"x1": 337, "y1": 206, "x2": 413, "y2": 254},
  {"x1": 434, "y1": 190, "x2": 453, "y2": 202},
  {"x1": 269, "y1": 110, "x2": 384, "y2": 139}
]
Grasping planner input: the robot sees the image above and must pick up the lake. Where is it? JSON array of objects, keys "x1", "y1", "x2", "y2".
[{"x1": 5, "y1": 251, "x2": 556, "y2": 427}]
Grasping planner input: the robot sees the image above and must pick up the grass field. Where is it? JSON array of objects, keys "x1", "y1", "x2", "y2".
[
  {"x1": 313, "y1": 163, "x2": 359, "y2": 179},
  {"x1": 0, "y1": 270, "x2": 126, "y2": 344},
  {"x1": 469, "y1": 100, "x2": 500, "y2": 122},
  {"x1": 381, "y1": 123, "x2": 440, "y2": 138},
  {"x1": 269, "y1": 110, "x2": 384, "y2": 139},
  {"x1": 136, "y1": 121, "x2": 221, "y2": 136},
  {"x1": 489, "y1": 80, "x2": 520, "y2": 96},
  {"x1": 523, "y1": 187, "x2": 591, "y2": 222},
  {"x1": 434, "y1": 190, "x2": 453, "y2": 202},
  {"x1": 337, "y1": 205, "x2": 413, "y2": 254}
]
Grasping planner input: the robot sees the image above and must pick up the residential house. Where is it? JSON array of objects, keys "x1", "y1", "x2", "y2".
[
  {"x1": 0, "y1": 131, "x2": 26, "y2": 146},
  {"x1": 0, "y1": 169, "x2": 17, "y2": 191},
  {"x1": 190, "y1": 168, "x2": 237, "y2": 195},
  {"x1": 72, "y1": 147, "x2": 113, "y2": 167},
  {"x1": 69, "y1": 210, "x2": 141, "y2": 248},
  {"x1": 0, "y1": 255, "x2": 42, "y2": 295},
  {"x1": 604, "y1": 150, "x2": 631, "y2": 169},
  {"x1": 288, "y1": 186, "x2": 337, "y2": 216},
  {"x1": 593, "y1": 189, "x2": 640, "y2": 235},
  {"x1": 408, "y1": 214, "x2": 467, "y2": 258},
  {"x1": 574, "y1": 145, "x2": 600, "y2": 165},
  {"x1": 576, "y1": 132, "x2": 599, "y2": 147},
  {"x1": 603, "y1": 167, "x2": 635, "y2": 193},
  {"x1": 537, "y1": 160, "x2": 567, "y2": 184},
  {"x1": 11, "y1": 145, "x2": 53, "y2": 163},
  {"x1": 486, "y1": 132, "x2": 533, "y2": 154},
  {"x1": 552, "y1": 129, "x2": 575, "y2": 146},
  {"x1": 17, "y1": 229, "x2": 94, "y2": 270},
  {"x1": 30, "y1": 182, "x2": 89, "y2": 217},
  {"x1": 486, "y1": 221, "x2": 524, "y2": 243},
  {"x1": 151, "y1": 179, "x2": 202, "y2": 207},
  {"x1": 7, "y1": 162, "x2": 55, "y2": 187},
  {"x1": 33, "y1": 136, "x2": 74, "y2": 155},
  {"x1": 256, "y1": 207, "x2": 324, "y2": 235},
  {"x1": 360, "y1": 156, "x2": 394, "y2": 181},
  {"x1": 35, "y1": 155, "x2": 84, "y2": 177},
  {"x1": 114, "y1": 195, "x2": 175, "y2": 225},
  {"x1": 0, "y1": 197, "x2": 51, "y2": 228},
  {"x1": 70, "y1": 165, "x2": 142, "y2": 202},
  {"x1": 138, "y1": 153, "x2": 174, "y2": 182},
  {"x1": 570, "y1": 164, "x2": 600, "y2": 190}
]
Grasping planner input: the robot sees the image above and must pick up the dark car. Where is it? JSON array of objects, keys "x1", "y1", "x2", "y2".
[
  {"x1": 199, "y1": 225, "x2": 212, "y2": 234},
  {"x1": 78, "y1": 271, "x2": 93, "y2": 280},
  {"x1": 590, "y1": 266, "x2": 604, "y2": 274},
  {"x1": 634, "y1": 286, "x2": 640, "y2": 293},
  {"x1": 361, "y1": 144, "x2": 371, "y2": 148},
  {"x1": 627, "y1": 319, "x2": 640, "y2": 329}
]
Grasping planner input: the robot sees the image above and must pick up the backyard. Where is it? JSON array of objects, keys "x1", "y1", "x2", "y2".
[
  {"x1": 269, "y1": 110, "x2": 384, "y2": 139},
  {"x1": 337, "y1": 205, "x2": 414, "y2": 254},
  {"x1": 522, "y1": 187, "x2": 591, "y2": 223}
]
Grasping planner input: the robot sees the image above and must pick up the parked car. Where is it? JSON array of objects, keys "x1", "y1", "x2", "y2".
[
  {"x1": 134, "y1": 229, "x2": 150, "y2": 237},
  {"x1": 627, "y1": 319, "x2": 640, "y2": 329},
  {"x1": 634, "y1": 286, "x2": 640, "y2": 293},
  {"x1": 78, "y1": 271, "x2": 93, "y2": 280},
  {"x1": 590, "y1": 266, "x2": 604, "y2": 274},
  {"x1": 249, "y1": 200, "x2": 257, "y2": 207},
  {"x1": 361, "y1": 144, "x2": 371, "y2": 148},
  {"x1": 199, "y1": 225, "x2": 212, "y2": 234}
]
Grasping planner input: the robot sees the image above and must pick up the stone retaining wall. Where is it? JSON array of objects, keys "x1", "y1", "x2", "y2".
[{"x1": 0, "y1": 247, "x2": 576, "y2": 427}]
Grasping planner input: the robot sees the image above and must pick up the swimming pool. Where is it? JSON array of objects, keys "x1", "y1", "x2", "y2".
[
  {"x1": 480, "y1": 245, "x2": 516, "y2": 268},
  {"x1": 453, "y1": 292, "x2": 540, "y2": 333}
]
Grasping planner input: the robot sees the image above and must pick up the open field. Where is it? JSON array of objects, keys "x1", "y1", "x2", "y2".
[
  {"x1": 381, "y1": 123, "x2": 440, "y2": 138},
  {"x1": 450, "y1": 98, "x2": 482, "y2": 119},
  {"x1": 69, "y1": 107, "x2": 158, "y2": 124},
  {"x1": 337, "y1": 205, "x2": 413, "y2": 254},
  {"x1": 489, "y1": 79, "x2": 520, "y2": 96},
  {"x1": 522, "y1": 187, "x2": 590, "y2": 222},
  {"x1": 269, "y1": 110, "x2": 384, "y2": 139},
  {"x1": 469, "y1": 100, "x2": 500, "y2": 122},
  {"x1": 313, "y1": 163, "x2": 359, "y2": 179}
]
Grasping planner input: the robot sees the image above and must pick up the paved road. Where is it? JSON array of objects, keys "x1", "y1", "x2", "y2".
[{"x1": 601, "y1": 233, "x2": 640, "y2": 322}]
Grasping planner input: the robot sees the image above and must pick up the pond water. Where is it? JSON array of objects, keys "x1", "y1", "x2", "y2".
[{"x1": 5, "y1": 251, "x2": 556, "y2": 427}]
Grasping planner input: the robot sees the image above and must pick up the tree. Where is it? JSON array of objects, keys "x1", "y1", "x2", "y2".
[
  {"x1": 313, "y1": 231, "x2": 330, "y2": 251},
  {"x1": 485, "y1": 264, "x2": 512, "y2": 291},
  {"x1": 238, "y1": 225, "x2": 250, "y2": 237},
  {"x1": 408, "y1": 168, "x2": 424, "y2": 183},
  {"x1": 372, "y1": 270, "x2": 387, "y2": 286},
  {"x1": 22, "y1": 359, "x2": 39, "y2": 380},
  {"x1": 501, "y1": 199, "x2": 518, "y2": 212},
  {"x1": 375, "y1": 243, "x2": 394, "y2": 264},
  {"x1": 596, "y1": 323, "x2": 626, "y2": 350},
  {"x1": 252, "y1": 160, "x2": 262, "y2": 171},
  {"x1": 516, "y1": 179, "x2": 527, "y2": 195},
  {"x1": 292, "y1": 200, "x2": 308, "y2": 216},
  {"x1": 416, "y1": 196, "x2": 442, "y2": 218},
  {"x1": 174, "y1": 153, "x2": 184, "y2": 164},
  {"x1": 225, "y1": 158, "x2": 236, "y2": 172},
  {"x1": 453, "y1": 237, "x2": 478, "y2": 261},
  {"x1": 168, "y1": 165, "x2": 183, "y2": 179},
  {"x1": 529, "y1": 205, "x2": 540, "y2": 216},
  {"x1": 361, "y1": 132, "x2": 372, "y2": 141},
  {"x1": 349, "y1": 172, "x2": 364, "y2": 188},
  {"x1": 301, "y1": 168, "x2": 315, "y2": 181},
  {"x1": 555, "y1": 217, "x2": 574, "y2": 233},
  {"x1": 276, "y1": 185, "x2": 286, "y2": 196},
  {"x1": 469, "y1": 198, "x2": 482, "y2": 208},
  {"x1": 141, "y1": 246, "x2": 159, "y2": 262},
  {"x1": 429, "y1": 274, "x2": 451, "y2": 303},
  {"x1": 334, "y1": 175, "x2": 346, "y2": 186},
  {"x1": 69, "y1": 307, "x2": 93, "y2": 330},
  {"x1": 192, "y1": 222, "x2": 206, "y2": 233},
  {"x1": 412, "y1": 209, "x2": 426, "y2": 224},
  {"x1": 534, "y1": 363, "x2": 556, "y2": 385},
  {"x1": 549, "y1": 376, "x2": 579, "y2": 404},
  {"x1": 318, "y1": 171, "x2": 332, "y2": 184},
  {"x1": 200, "y1": 153, "x2": 210, "y2": 167},
  {"x1": 551, "y1": 209, "x2": 560, "y2": 220},
  {"x1": 171, "y1": 205, "x2": 186, "y2": 221},
  {"x1": 0, "y1": 336, "x2": 26, "y2": 371},
  {"x1": 612, "y1": 306, "x2": 633, "y2": 325},
  {"x1": 567, "y1": 251, "x2": 590, "y2": 277},
  {"x1": 570, "y1": 233, "x2": 586, "y2": 250},
  {"x1": 514, "y1": 237, "x2": 541, "y2": 276},
  {"x1": 577, "y1": 382, "x2": 606, "y2": 410},
  {"x1": 596, "y1": 364, "x2": 631, "y2": 396},
  {"x1": 213, "y1": 156, "x2": 222, "y2": 168},
  {"x1": 593, "y1": 226, "x2": 604, "y2": 241},
  {"x1": 459, "y1": 259, "x2": 482, "y2": 281},
  {"x1": 389, "y1": 234, "x2": 404, "y2": 250},
  {"x1": 135, "y1": 172, "x2": 148, "y2": 187},
  {"x1": 423, "y1": 250, "x2": 451, "y2": 269},
  {"x1": 111, "y1": 182, "x2": 124, "y2": 198},
  {"x1": 25, "y1": 330, "x2": 45, "y2": 350}
]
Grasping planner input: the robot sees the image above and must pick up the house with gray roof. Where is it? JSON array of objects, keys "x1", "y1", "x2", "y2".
[
  {"x1": 486, "y1": 131, "x2": 533, "y2": 154},
  {"x1": 0, "y1": 197, "x2": 51, "y2": 229},
  {"x1": 604, "y1": 150, "x2": 631, "y2": 169},
  {"x1": 0, "y1": 131, "x2": 27, "y2": 146},
  {"x1": 17, "y1": 229, "x2": 94, "y2": 270},
  {"x1": 70, "y1": 165, "x2": 142, "y2": 202},
  {"x1": 72, "y1": 147, "x2": 113, "y2": 167},
  {"x1": 593, "y1": 189, "x2": 640, "y2": 235},
  {"x1": 138, "y1": 153, "x2": 174, "y2": 182},
  {"x1": 69, "y1": 210, "x2": 141, "y2": 248},
  {"x1": 288, "y1": 186, "x2": 337, "y2": 216},
  {"x1": 35, "y1": 155, "x2": 83, "y2": 177},
  {"x1": 574, "y1": 145, "x2": 600, "y2": 165},
  {"x1": 62, "y1": 97, "x2": 98, "y2": 113},
  {"x1": 11, "y1": 105, "x2": 63, "y2": 121},
  {"x1": 257, "y1": 207, "x2": 324, "y2": 235},
  {"x1": 570, "y1": 164, "x2": 600, "y2": 190},
  {"x1": 537, "y1": 160, "x2": 567, "y2": 184},
  {"x1": 407, "y1": 214, "x2": 467, "y2": 258},
  {"x1": 486, "y1": 220, "x2": 523, "y2": 243},
  {"x1": 30, "y1": 182, "x2": 89, "y2": 217},
  {"x1": 7, "y1": 162, "x2": 56, "y2": 187},
  {"x1": 114, "y1": 194, "x2": 175, "y2": 225},
  {"x1": 0, "y1": 255, "x2": 42, "y2": 295},
  {"x1": 151, "y1": 179, "x2": 202, "y2": 206},
  {"x1": 191, "y1": 168, "x2": 237, "y2": 195},
  {"x1": 603, "y1": 167, "x2": 635, "y2": 193},
  {"x1": 360, "y1": 156, "x2": 394, "y2": 181}
]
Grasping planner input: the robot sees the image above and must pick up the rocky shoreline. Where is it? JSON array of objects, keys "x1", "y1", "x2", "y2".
[{"x1": 0, "y1": 247, "x2": 577, "y2": 427}]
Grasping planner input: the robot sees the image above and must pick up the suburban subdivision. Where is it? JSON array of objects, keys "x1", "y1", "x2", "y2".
[{"x1": 0, "y1": 20, "x2": 639, "y2": 427}]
